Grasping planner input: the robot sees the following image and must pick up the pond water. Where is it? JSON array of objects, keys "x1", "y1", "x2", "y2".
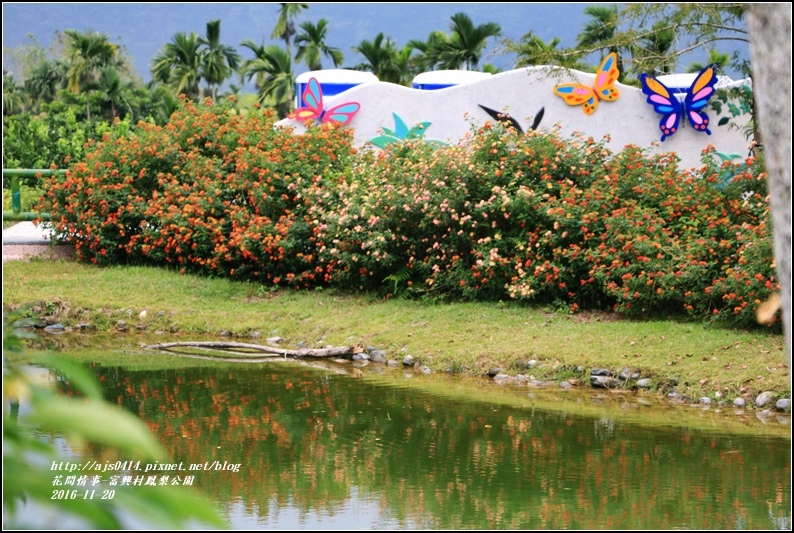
[{"x1": 13, "y1": 355, "x2": 793, "y2": 530}]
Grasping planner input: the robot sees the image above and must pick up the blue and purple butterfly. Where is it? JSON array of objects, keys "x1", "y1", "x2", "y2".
[
  {"x1": 288, "y1": 77, "x2": 360, "y2": 125},
  {"x1": 639, "y1": 65, "x2": 718, "y2": 142}
]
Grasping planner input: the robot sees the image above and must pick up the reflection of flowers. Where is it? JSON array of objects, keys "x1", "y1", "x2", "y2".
[{"x1": 370, "y1": 113, "x2": 447, "y2": 149}]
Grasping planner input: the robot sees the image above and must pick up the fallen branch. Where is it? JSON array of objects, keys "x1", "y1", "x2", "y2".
[
  {"x1": 151, "y1": 350, "x2": 365, "y2": 377},
  {"x1": 143, "y1": 341, "x2": 364, "y2": 359}
]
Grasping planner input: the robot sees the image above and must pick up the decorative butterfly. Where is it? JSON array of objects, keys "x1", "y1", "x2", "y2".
[
  {"x1": 553, "y1": 52, "x2": 620, "y2": 115},
  {"x1": 639, "y1": 65, "x2": 718, "y2": 142},
  {"x1": 288, "y1": 77, "x2": 361, "y2": 125}
]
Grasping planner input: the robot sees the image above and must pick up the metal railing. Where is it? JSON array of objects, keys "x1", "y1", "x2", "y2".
[{"x1": 3, "y1": 169, "x2": 65, "y2": 221}]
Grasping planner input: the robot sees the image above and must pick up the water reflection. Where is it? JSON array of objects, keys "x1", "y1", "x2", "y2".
[{"x1": 56, "y1": 362, "x2": 792, "y2": 529}]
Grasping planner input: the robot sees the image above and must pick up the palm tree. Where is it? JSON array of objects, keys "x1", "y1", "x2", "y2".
[
  {"x1": 576, "y1": 5, "x2": 626, "y2": 79},
  {"x1": 24, "y1": 59, "x2": 68, "y2": 110},
  {"x1": 240, "y1": 44, "x2": 294, "y2": 118},
  {"x1": 686, "y1": 49, "x2": 731, "y2": 73},
  {"x1": 434, "y1": 12, "x2": 501, "y2": 70},
  {"x1": 271, "y1": 3, "x2": 309, "y2": 56},
  {"x1": 63, "y1": 29, "x2": 119, "y2": 118},
  {"x1": 352, "y1": 33, "x2": 405, "y2": 84},
  {"x1": 151, "y1": 32, "x2": 204, "y2": 99},
  {"x1": 3, "y1": 70, "x2": 27, "y2": 115},
  {"x1": 93, "y1": 66, "x2": 135, "y2": 120},
  {"x1": 635, "y1": 21, "x2": 677, "y2": 75},
  {"x1": 294, "y1": 19, "x2": 344, "y2": 71},
  {"x1": 198, "y1": 20, "x2": 241, "y2": 101},
  {"x1": 407, "y1": 30, "x2": 449, "y2": 71},
  {"x1": 240, "y1": 39, "x2": 270, "y2": 89}
]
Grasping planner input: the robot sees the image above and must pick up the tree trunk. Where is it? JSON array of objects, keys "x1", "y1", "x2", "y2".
[{"x1": 745, "y1": 3, "x2": 792, "y2": 366}]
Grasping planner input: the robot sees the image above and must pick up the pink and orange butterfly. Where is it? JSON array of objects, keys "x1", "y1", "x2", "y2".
[
  {"x1": 553, "y1": 52, "x2": 620, "y2": 115},
  {"x1": 288, "y1": 77, "x2": 361, "y2": 125}
]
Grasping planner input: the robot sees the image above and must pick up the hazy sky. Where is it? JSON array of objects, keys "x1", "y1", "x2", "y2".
[
  {"x1": 2, "y1": 3, "x2": 748, "y2": 86},
  {"x1": 1, "y1": 3, "x2": 610, "y2": 79}
]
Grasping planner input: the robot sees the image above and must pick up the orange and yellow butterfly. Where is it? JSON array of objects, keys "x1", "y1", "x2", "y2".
[{"x1": 553, "y1": 53, "x2": 620, "y2": 115}]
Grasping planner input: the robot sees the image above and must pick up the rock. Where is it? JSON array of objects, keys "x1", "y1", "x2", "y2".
[
  {"x1": 714, "y1": 391, "x2": 723, "y2": 399},
  {"x1": 266, "y1": 336, "x2": 283, "y2": 346},
  {"x1": 487, "y1": 367, "x2": 502, "y2": 377},
  {"x1": 43, "y1": 323, "x2": 65, "y2": 334},
  {"x1": 576, "y1": 366, "x2": 585, "y2": 374},
  {"x1": 367, "y1": 348, "x2": 387, "y2": 363},
  {"x1": 296, "y1": 340, "x2": 306, "y2": 348},
  {"x1": 755, "y1": 391, "x2": 776, "y2": 408},
  {"x1": 618, "y1": 367, "x2": 640, "y2": 380},
  {"x1": 559, "y1": 381, "x2": 573, "y2": 389},
  {"x1": 352, "y1": 353, "x2": 370, "y2": 361},
  {"x1": 387, "y1": 359, "x2": 400, "y2": 368},
  {"x1": 116, "y1": 320, "x2": 129, "y2": 332},
  {"x1": 138, "y1": 310, "x2": 147, "y2": 320},
  {"x1": 590, "y1": 368, "x2": 614, "y2": 377},
  {"x1": 251, "y1": 331, "x2": 262, "y2": 339},
  {"x1": 492, "y1": 374, "x2": 512, "y2": 385},
  {"x1": 419, "y1": 365, "x2": 432, "y2": 375},
  {"x1": 733, "y1": 397, "x2": 746, "y2": 408},
  {"x1": 402, "y1": 355, "x2": 415, "y2": 367},
  {"x1": 698, "y1": 397, "x2": 712, "y2": 405},
  {"x1": 636, "y1": 378, "x2": 652, "y2": 389},
  {"x1": 77, "y1": 323, "x2": 94, "y2": 331},
  {"x1": 527, "y1": 360, "x2": 538, "y2": 369},
  {"x1": 590, "y1": 375, "x2": 622, "y2": 388},
  {"x1": 775, "y1": 399, "x2": 791, "y2": 412},
  {"x1": 514, "y1": 374, "x2": 528, "y2": 384},
  {"x1": 217, "y1": 330, "x2": 231, "y2": 337}
]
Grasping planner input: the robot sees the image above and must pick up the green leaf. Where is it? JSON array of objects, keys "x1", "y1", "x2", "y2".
[
  {"x1": 34, "y1": 355, "x2": 103, "y2": 399},
  {"x1": 114, "y1": 486, "x2": 228, "y2": 529},
  {"x1": 718, "y1": 117, "x2": 730, "y2": 126},
  {"x1": 30, "y1": 397, "x2": 166, "y2": 460},
  {"x1": 3, "y1": 459, "x2": 122, "y2": 529}
]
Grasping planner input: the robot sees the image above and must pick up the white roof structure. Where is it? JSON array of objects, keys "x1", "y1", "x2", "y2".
[
  {"x1": 412, "y1": 70, "x2": 493, "y2": 87},
  {"x1": 296, "y1": 69, "x2": 379, "y2": 84}
]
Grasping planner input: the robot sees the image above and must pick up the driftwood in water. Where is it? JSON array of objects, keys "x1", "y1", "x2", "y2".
[
  {"x1": 143, "y1": 348, "x2": 365, "y2": 377},
  {"x1": 143, "y1": 341, "x2": 364, "y2": 359}
]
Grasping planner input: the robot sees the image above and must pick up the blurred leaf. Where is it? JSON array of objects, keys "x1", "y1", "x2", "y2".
[
  {"x1": 115, "y1": 486, "x2": 228, "y2": 529},
  {"x1": 34, "y1": 355, "x2": 103, "y2": 399},
  {"x1": 30, "y1": 397, "x2": 165, "y2": 460}
]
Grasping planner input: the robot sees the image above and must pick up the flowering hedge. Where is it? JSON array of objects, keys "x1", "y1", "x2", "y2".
[{"x1": 39, "y1": 99, "x2": 780, "y2": 329}]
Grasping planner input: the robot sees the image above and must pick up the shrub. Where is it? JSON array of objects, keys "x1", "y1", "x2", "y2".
[{"x1": 38, "y1": 104, "x2": 780, "y2": 330}]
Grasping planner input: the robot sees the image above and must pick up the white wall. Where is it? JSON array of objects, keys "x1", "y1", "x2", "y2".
[{"x1": 277, "y1": 67, "x2": 753, "y2": 170}]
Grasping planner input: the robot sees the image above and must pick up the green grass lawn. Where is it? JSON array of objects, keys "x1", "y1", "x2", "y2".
[{"x1": 2, "y1": 259, "x2": 788, "y2": 402}]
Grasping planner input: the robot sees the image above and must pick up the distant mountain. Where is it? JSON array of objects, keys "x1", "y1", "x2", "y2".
[
  {"x1": 1, "y1": 3, "x2": 589, "y2": 81},
  {"x1": 2, "y1": 3, "x2": 748, "y2": 91}
]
